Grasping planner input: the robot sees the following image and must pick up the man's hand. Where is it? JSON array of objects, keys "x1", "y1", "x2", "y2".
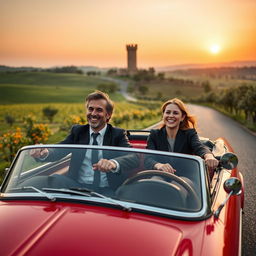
[
  {"x1": 93, "y1": 159, "x2": 117, "y2": 172},
  {"x1": 154, "y1": 163, "x2": 176, "y2": 174},
  {"x1": 30, "y1": 147, "x2": 49, "y2": 159}
]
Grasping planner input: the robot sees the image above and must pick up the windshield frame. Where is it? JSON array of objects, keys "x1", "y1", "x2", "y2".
[{"x1": 0, "y1": 144, "x2": 210, "y2": 220}]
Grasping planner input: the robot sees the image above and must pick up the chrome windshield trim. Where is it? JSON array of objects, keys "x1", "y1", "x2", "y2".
[
  {"x1": 0, "y1": 192, "x2": 207, "y2": 219},
  {"x1": 19, "y1": 144, "x2": 204, "y2": 161},
  {"x1": 3, "y1": 144, "x2": 210, "y2": 218}
]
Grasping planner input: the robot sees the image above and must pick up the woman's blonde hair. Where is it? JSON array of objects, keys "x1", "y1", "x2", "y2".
[{"x1": 160, "y1": 98, "x2": 197, "y2": 129}]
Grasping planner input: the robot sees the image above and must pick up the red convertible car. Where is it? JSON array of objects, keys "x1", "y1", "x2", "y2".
[{"x1": 0, "y1": 130, "x2": 244, "y2": 256}]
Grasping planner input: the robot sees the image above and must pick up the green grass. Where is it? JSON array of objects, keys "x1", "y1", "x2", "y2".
[
  {"x1": 0, "y1": 72, "x2": 123, "y2": 104},
  {"x1": 134, "y1": 80, "x2": 204, "y2": 99},
  {"x1": 165, "y1": 72, "x2": 256, "y2": 89},
  {"x1": 0, "y1": 72, "x2": 103, "y2": 87},
  {"x1": 0, "y1": 84, "x2": 94, "y2": 103}
]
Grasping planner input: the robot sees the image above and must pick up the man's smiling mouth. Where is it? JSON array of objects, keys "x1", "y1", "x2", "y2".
[{"x1": 89, "y1": 115, "x2": 99, "y2": 122}]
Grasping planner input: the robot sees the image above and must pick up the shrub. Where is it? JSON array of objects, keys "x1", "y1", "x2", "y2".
[
  {"x1": 4, "y1": 114, "x2": 15, "y2": 126},
  {"x1": 42, "y1": 106, "x2": 58, "y2": 123},
  {"x1": 0, "y1": 128, "x2": 29, "y2": 163},
  {"x1": 60, "y1": 115, "x2": 86, "y2": 131},
  {"x1": 23, "y1": 114, "x2": 51, "y2": 144},
  {"x1": 26, "y1": 123, "x2": 51, "y2": 144},
  {"x1": 97, "y1": 83, "x2": 119, "y2": 94}
]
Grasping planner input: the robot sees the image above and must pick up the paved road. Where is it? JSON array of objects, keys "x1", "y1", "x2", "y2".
[
  {"x1": 187, "y1": 104, "x2": 256, "y2": 256},
  {"x1": 100, "y1": 77, "x2": 137, "y2": 101}
]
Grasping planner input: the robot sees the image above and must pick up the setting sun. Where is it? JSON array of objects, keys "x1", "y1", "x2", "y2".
[{"x1": 210, "y1": 44, "x2": 221, "y2": 54}]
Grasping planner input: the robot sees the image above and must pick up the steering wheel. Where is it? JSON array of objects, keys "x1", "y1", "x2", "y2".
[{"x1": 123, "y1": 170, "x2": 200, "y2": 208}]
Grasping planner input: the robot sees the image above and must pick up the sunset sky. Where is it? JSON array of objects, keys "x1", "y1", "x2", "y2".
[{"x1": 1, "y1": 0, "x2": 256, "y2": 68}]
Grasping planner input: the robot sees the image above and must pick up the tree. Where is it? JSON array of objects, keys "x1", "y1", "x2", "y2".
[
  {"x1": 86, "y1": 71, "x2": 97, "y2": 76},
  {"x1": 97, "y1": 83, "x2": 119, "y2": 94},
  {"x1": 234, "y1": 84, "x2": 251, "y2": 115},
  {"x1": 4, "y1": 114, "x2": 15, "y2": 126},
  {"x1": 156, "y1": 91, "x2": 163, "y2": 99},
  {"x1": 157, "y1": 72, "x2": 165, "y2": 80},
  {"x1": 107, "y1": 69, "x2": 117, "y2": 75},
  {"x1": 42, "y1": 107, "x2": 58, "y2": 123},
  {"x1": 238, "y1": 86, "x2": 256, "y2": 123},
  {"x1": 138, "y1": 85, "x2": 148, "y2": 95},
  {"x1": 219, "y1": 88, "x2": 236, "y2": 113},
  {"x1": 201, "y1": 80, "x2": 212, "y2": 93},
  {"x1": 204, "y1": 91, "x2": 217, "y2": 103},
  {"x1": 148, "y1": 67, "x2": 155, "y2": 75}
]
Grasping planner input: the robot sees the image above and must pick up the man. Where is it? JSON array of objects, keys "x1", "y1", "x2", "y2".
[{"x1": 31, "y1": 91, "x2": 132, "y2": 193}]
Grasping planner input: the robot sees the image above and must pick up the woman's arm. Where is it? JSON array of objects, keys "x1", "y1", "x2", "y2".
[
  {"x1": 189, "y1": 129, "x2": 218, "y2": 169},
  {"x1": 189, "y1": 129, "x2": 211, "y2": 157}
]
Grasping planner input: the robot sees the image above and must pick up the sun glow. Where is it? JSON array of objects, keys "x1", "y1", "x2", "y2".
[{"x1": 210, "y1": 44, "x2": 221, "y2": 54}]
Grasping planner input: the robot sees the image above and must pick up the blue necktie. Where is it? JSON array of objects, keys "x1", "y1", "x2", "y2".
[{"x1": 91, "y1": 133, "x2": 100, "y2": 188}]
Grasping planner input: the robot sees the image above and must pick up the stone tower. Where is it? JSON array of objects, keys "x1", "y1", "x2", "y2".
[{"x1": 126, "y1": 44, "x2": 137, "y2": 73}]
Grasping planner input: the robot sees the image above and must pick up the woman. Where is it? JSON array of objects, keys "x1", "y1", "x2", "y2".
[{"x1": 146, "y1": 98, "x2": 218, "y2": 173}]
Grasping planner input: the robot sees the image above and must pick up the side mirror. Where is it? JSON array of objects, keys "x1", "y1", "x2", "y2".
[
  {"x1": 223, "y1": 177, "x2": 242, "y2": 195},
  {"x1": 219, "y1": 152, "x2": 238, "y2": 170},
  {"x1": 214, "y1": 177, "x2": 242, "y2": 218}
]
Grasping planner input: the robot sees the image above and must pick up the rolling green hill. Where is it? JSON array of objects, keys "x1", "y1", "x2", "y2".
[{"x1": 0, "y1": 72, "x2": 123, "y2": 104}]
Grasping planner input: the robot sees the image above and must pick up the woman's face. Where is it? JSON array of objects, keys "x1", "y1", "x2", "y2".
[{"x1": 163, "y1": 103, "x2": 185, "y2": 129}]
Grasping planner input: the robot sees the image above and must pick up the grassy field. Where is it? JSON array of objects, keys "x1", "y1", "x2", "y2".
[
  {"x1": 0, "y1": 71, "x2": 104, "y2": 87},
  {"x1": 134, "y1": 80, "x2": 204, "y2": 99},
  {"x1": 0, "y1": 72, "x2": 163, "y2": 133},
  {"x1": 0, "y1": 72, "x2": 123, "y2": 104},
  {"x1": 165, "y1": 71, "x2": 256, "y2": 89}
]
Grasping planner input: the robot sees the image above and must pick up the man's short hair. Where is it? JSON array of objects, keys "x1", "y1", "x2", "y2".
[{"x1": 86, "y1": 90, "x2": 114, "y2": 115}]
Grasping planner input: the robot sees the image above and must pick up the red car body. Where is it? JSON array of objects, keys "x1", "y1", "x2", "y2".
[{"x1": 0, "y1": 132, "x2": 244, "y2": 256}]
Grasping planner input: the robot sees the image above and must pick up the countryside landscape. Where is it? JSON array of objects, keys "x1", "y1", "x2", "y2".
[
  {"x1": 0, "y1": 64, "x2": 255, "y2": 182},
  {"x1": 1, "y1": 0, "x2": 256, "y2": 255}
]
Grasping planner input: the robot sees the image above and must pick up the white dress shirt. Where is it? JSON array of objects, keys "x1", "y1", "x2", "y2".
[{"x1": 78, "y1": 125, "x2": 119, "y2": 187}]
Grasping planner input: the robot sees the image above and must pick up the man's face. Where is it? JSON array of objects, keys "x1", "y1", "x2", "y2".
[{"x1": 86, "y1": 99, "x2": 111, "y2": 132}]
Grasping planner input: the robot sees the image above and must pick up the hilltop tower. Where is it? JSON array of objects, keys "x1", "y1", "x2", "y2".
[{"x1": 126, "y1": 44, "x2": 137, "y2": 73}]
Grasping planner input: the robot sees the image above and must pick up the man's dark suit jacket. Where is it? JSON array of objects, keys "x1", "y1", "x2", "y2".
[
  {"x1": 47, "y1": 124, "x2": 132, "y2": 190},
  {"x1": 146, "y1": 127, "x2": 212, "y2": 169}
]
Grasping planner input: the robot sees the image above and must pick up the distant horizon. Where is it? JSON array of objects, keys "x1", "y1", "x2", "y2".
[{"x1": 1, "y1": 59, "x2": 256, "y2": 71}]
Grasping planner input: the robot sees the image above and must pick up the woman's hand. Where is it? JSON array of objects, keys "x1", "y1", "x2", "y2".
[
  {"x1": 204, "y1": 154, "x2": 219, "y2": 170},
  {"x1": 154, "y1": 163, "x2": 176, "y2": 174}
]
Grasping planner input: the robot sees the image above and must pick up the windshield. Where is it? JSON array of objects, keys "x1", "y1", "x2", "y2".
[{"x1": 2, "y1": 145, "x2": 203, "y2": 213}]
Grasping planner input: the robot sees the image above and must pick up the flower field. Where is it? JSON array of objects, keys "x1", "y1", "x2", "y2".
[
  {"x1": 0, "y1": 100, "x2": 162, "y2": 181},
  {"x1": 0, "y1": 101, "x2": 161, "y2": 129}
]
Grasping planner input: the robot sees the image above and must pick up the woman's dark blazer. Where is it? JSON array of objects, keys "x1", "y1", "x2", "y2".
[
  {"x1": 145, "y1": 127, "x2": 212, "y2": 170},
  {"x1": 146, "y1": 127, "x2": 211, "y2": 156}
]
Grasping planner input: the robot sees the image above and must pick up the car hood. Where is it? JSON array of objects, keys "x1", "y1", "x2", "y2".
[{"x1": 0, "y1": 200, "x2": 206, "y2": 256}]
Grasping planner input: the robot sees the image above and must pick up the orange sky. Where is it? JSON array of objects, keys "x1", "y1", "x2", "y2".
[{"x1": 1, "y1": 0, "x2": 256, "y2": 68}]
